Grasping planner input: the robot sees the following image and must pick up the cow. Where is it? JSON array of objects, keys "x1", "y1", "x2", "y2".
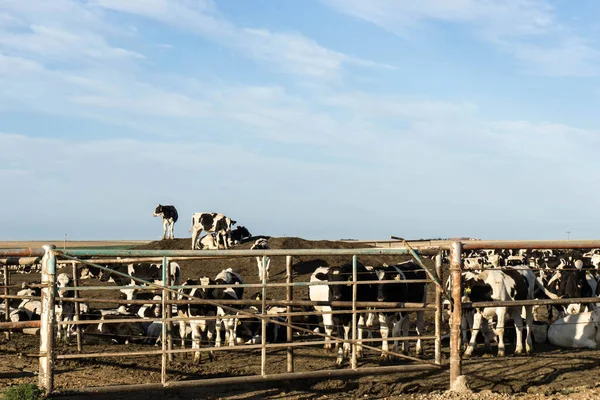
[
  {"x1": 251, "y1": 238, "x2": 271, "y2": 282},
  {"x1": 197, "y1": 234, "x2": 219, "y2": 250},
  {"x1": 228, "y1": 226, "x2": 252, "y2": 246},
  {"x1": 189, "y1": 212, "x2": 236, "y2": 250},
  {"x1": 213, "y1": 268, "x2": 244, "y2": 347},
  {"x1": 548, "y1": 309, "x2": 600, "y2": 349},
  {"x1": 461, "y1": 267, "x2": 538, "y2": 357},
  {"x1": 56, "y1": 273, "x2": 75, "y2": 343},
  {"x1": 79, "y1": 261, "x2": 180, "y2": 301},
  {"x1": 234, "y1": 307, "x2": 285, "y2": 345},
  {"x1": 79, "y1": 312, "x2": 146, "y2": 345},
  {"x1": 312, "y1": 261, "x2": 377, "y2": 365},
  {"x1": 153, "y1": 204, "x2": 179, "y2": 240},
  {"x1": 372, "y1": 261, "x2": 428, "y2": 357},
  {"x1": 309, "y1": 266, "x2": 335, "y2": 352},
  {"x1": 177, "y1": 277, "x2": 218, "y2": 363}
]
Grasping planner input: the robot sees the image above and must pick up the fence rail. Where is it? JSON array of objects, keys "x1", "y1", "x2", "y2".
[{"x1": 5, "y1": 238, "x2": 600, "y2": 395}]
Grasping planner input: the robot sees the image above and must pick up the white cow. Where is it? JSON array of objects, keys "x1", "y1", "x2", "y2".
[
  {"x1": 251, "y1": 238, "x2": 271, "y2": 282},
  {"x1": 548, "y1": 309, "x2": 600, "y2": 349}
]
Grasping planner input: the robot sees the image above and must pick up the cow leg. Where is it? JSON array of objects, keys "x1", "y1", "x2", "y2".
[
  {"x1": 391, "y1": 314, "x2": 403, "y2": 355},
  {"x1": 215, "y1": 311, "x2": 223, "y2": 347},
  {"x1": 496, "y1": 307, "x2": 507, "y2": 357},
  {"x1": 322, "y1": 309, "x2": 334, "y2": 351},
  {"x1": 357, "y1": 314, "x2": 365, "y2": 358},
  {"x1": 169, "y1": 220, "x2": 175, "y2": 239},
  {"x1": 511, "y1": 310, "x2": 524, "y2": 355},
  {"x1": 191, "y1": 322, "x2": 201, "y2": 363},
  {"x1": 227, "y1": 316, "x2": 236, "y2": 346},
  {"x1": 162, "y1": 219, "x2": 168, "y2": 240},
  {"x1": 400, "y1": 314, "x2": 411, "y2": 355},
  {"x1": 378, "y1": 313, "x2": 391, "y2": 359},
  {"x1": 463, "y1": 311, "x2": 483, "y2": 357},
  {"x1": 191, "y1": 228, "x2": 200, "y2": 250},
  {"x1": 178, "y1": 319, "x2": 187, "y2": 358},
  {"x1": 415, "y1": 310, "x2": 425, "y2": 355},
  {"x1": 524, "y1": 305, "x2": 534, "y2": 354},
  {"x1": 342, "y1": 324, "x2": 351, "y2": 358}
]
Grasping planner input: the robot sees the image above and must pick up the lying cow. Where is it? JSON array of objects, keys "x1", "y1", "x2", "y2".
[
  {"x1": 228, "y1": 226, "x2": 252, "y2": 246},
  {"x1": 548, "y1": 309, "x2": 600, "y2": 349},
  {"x1": 153, "y1": 204, "x2": 179, "y2": 240},
  {"x1": 189, "y1": 212, "x2": 236, "y2": 250}
]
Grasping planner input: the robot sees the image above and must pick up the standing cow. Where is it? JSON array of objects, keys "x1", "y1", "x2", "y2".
[
  {"x1": 189, "y1": 212, "x2": 236, "y2": 250},
  {"x1": 153, "y1": 204, "x2": 179, "y2": 240}
]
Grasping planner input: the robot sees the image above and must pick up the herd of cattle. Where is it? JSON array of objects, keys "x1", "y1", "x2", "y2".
[{"x1": 6, "y1": 211, "x2": 600, "y2": 365}]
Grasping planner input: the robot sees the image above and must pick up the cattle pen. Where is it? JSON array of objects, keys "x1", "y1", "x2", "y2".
[{"x1": 3, "y1": 239, "x2": 600, "y2": 397}]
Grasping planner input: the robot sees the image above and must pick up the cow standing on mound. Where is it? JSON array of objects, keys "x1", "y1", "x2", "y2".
[
  {"x1": 189, "y1": 212, "x2": 236, "y2": 250},
  {"x1": 153, "y1": 204, "x2": 178, "y2": 240}
]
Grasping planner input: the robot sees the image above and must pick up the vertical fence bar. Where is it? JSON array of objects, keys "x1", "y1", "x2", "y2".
[
  {"x1": 351, "y1": 255, "x2": 358, "y2": 370},
  {"x1": 449, "y1": 241, "x2": 463, "y2": 391},
  {"x1": 434, "y1": 252, "x2": 442, "y2": 365},
  {"x1": 286, "y1": 255, "x2": 294, "y2": 373},
  {"x1": 161, "y1": 257, "x2": 168, "y2": 384},
  {"x1": 3, "y1": 264, "x2": 10, "y2": 340},
  {"x1": 166, "y1": 264, "x2": 173, "y2": 363},
  {"x1": 71, "y1": 262, "x2": 82, "y2": 353},
  {"x1": 261, "y1": 255, "x2": 267, "y2": 376},
  {"x1": 39, "y1": 245, "x2": 56, "y2": 394}
]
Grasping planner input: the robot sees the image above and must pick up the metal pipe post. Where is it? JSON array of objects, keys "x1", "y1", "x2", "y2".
[
  {"x1": 434, "y1": 252, "x2": 442, "y2": 365},
  {"x1": 3, "y1": 265, "x2": 10, "y2": 340},
  {"x1": 71, "y1": 263, "x2": 82, "y2": 352},
  {"x1": 39, "y1": 245, "x2": 57, "y2": 393},
  {"x1": 285, "y1": 255, "x2": 294, "y2": 373},
  {"x1": 351, "y1": 255, "x2": 357, "y2": 370},
  {"x1": 166, "y1": 263, "x2": 173, "y2": 363},
  {"x1": 161, "y1": 257, "x2": 168, "y2": 384},
  {"x1": 449, "y1": 241, "x2": 463, "y2": 391},
  {"x1": 261, "y1": 255, "x2": 267, "y2": 376}
]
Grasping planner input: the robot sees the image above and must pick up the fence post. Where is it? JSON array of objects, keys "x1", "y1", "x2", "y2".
[
  {"x1": 71, "y1": 262, "x2": 83, "y2": 353},
  {"x1": 3, "y1": 264, "x2": 9, "y2": 340},
  {"x1": 286, "y1": 255, "x2": 294, "y2": 373},
  {"x1": 434, "y1": 252, "x2": 442, "y2": 365},
  {"x1": 261, "y1": 255, "x2": 267, "y2": 376},
  {"x1": 161, "y1": 257, "x2": 168, "y2": 384},
  {"x1": 449, "y1": 241, "x2": 463, "y2": 391},
  {"x1": 39, "y1": 245, "x2": 56, "y2": 394},
  {"x1": 351, "y1": 255, "x2": 357, "y2": 370}
]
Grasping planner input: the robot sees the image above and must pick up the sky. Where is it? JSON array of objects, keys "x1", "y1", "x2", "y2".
[{"x1": 1, "y1": 0, "x2": 600, "y2": 241}]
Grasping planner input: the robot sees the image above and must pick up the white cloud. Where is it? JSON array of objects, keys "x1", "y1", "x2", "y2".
[
  {"x1": 93, "y1": 0, "x2": 392, "y2": 78},
  {"x1": 322, "y1": 0, "x2": 599, "y2": 77}
]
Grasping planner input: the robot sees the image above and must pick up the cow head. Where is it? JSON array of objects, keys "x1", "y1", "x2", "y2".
[
  {"x1": 323, "y1": 264, "x2": 354, "y2": 302},
  {"x1": 153, "y1": 204, "x2": 163, "y2": 217},
  {"x1": 251, "y1": 238, "x2": 270, "y2": 250},
  {"x1": 373, "y1": 266, "x2": 402, "y2": 302},
  {"x1": 238, "y1": 226, "x2": 251, "y2": 238}
]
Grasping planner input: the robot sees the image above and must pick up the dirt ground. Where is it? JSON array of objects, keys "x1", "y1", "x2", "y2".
[{"x1": 3, "y1": 237, "x2": 600, "y2": 399}]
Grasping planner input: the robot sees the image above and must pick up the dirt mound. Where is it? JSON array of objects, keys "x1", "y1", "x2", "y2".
[{"x1": 133, "y1": 236, "x2": 415, "y2": 300}]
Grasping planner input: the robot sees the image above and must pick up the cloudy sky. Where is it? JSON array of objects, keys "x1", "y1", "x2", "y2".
[{"x1": 1, "y1": 0, "x2": 599, "y2": 241}]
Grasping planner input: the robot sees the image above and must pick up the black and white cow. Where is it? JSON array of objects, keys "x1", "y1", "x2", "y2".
[
  {"x1": 312, "y1": 262, "x2": 377, "y2": 365},
  {"x1": 212, "y1": 268, "x2": 245, "y2": 347},
  {"x1": 228, "y1": 226, "x2": 252, "y2": 246},
  {"x1": 153, "y1": 204, "x2": 179, "y2": 240},
  {"x1": 197, "y1": 234, "x2": 219, "y2": 250},
  {"x1": 177, "y1": 277, "x2": 218, "y2": 363},
  {"x1": 79, "y1": 261, "x2": 180, "y2": 301},
  {"x1": 461, "y1": 267, "x2": 537, "y2": 357},
  {"x1": 79, "y1": 312, "x2": 146, "y2": 345},
  {"x1": 372, "y1": 261, "x2": 428, "y2": 357},
  {"x1": 251, "y1": 238, "x2": 271, "y2": 282},
  {"x1": 190, "y1": 212, "x2": 236, "y2": 250}
]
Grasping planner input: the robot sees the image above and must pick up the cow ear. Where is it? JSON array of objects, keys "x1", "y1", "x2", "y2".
[
  {"x1": 314, "y1": 273, "x2": 328, "y2": 281},
  {"x1": 231, "y1": 220, "x2": 237, "y2": 225}
]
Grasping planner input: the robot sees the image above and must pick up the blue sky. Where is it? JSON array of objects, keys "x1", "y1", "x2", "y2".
[{"x1": 1, "y1": 0, "x2": 600, "y2": 241}]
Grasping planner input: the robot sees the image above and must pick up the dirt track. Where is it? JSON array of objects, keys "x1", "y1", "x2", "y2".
[{"x1": 3, "y1": 237, "x2": 600, "y2": 399}]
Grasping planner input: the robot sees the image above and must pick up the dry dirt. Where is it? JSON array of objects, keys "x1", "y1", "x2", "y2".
[{"x1": 2, "y1": 237, "x2": 600, "y2": 399}]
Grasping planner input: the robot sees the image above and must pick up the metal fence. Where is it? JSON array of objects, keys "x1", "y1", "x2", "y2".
[
  {"x1": 1, "y1": 244, "x2": 444, "y2": 395},
  {"x1": 4, "y1": 239, "x2": 600, "y2": 395}
]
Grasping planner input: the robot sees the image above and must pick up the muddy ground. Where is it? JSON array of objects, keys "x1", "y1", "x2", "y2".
[{"x1": 2, "y1": 237, "x2": 600, "y2": 399}]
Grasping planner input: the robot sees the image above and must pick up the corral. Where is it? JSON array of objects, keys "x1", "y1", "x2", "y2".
[{"x1": 3, "y1": 238, "x2": 600, "y2": 399}]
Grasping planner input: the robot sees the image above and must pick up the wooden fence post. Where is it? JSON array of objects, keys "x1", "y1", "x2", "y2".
[{"x1": 449, "y1": 241, "x2": 463, "y2": 391}]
